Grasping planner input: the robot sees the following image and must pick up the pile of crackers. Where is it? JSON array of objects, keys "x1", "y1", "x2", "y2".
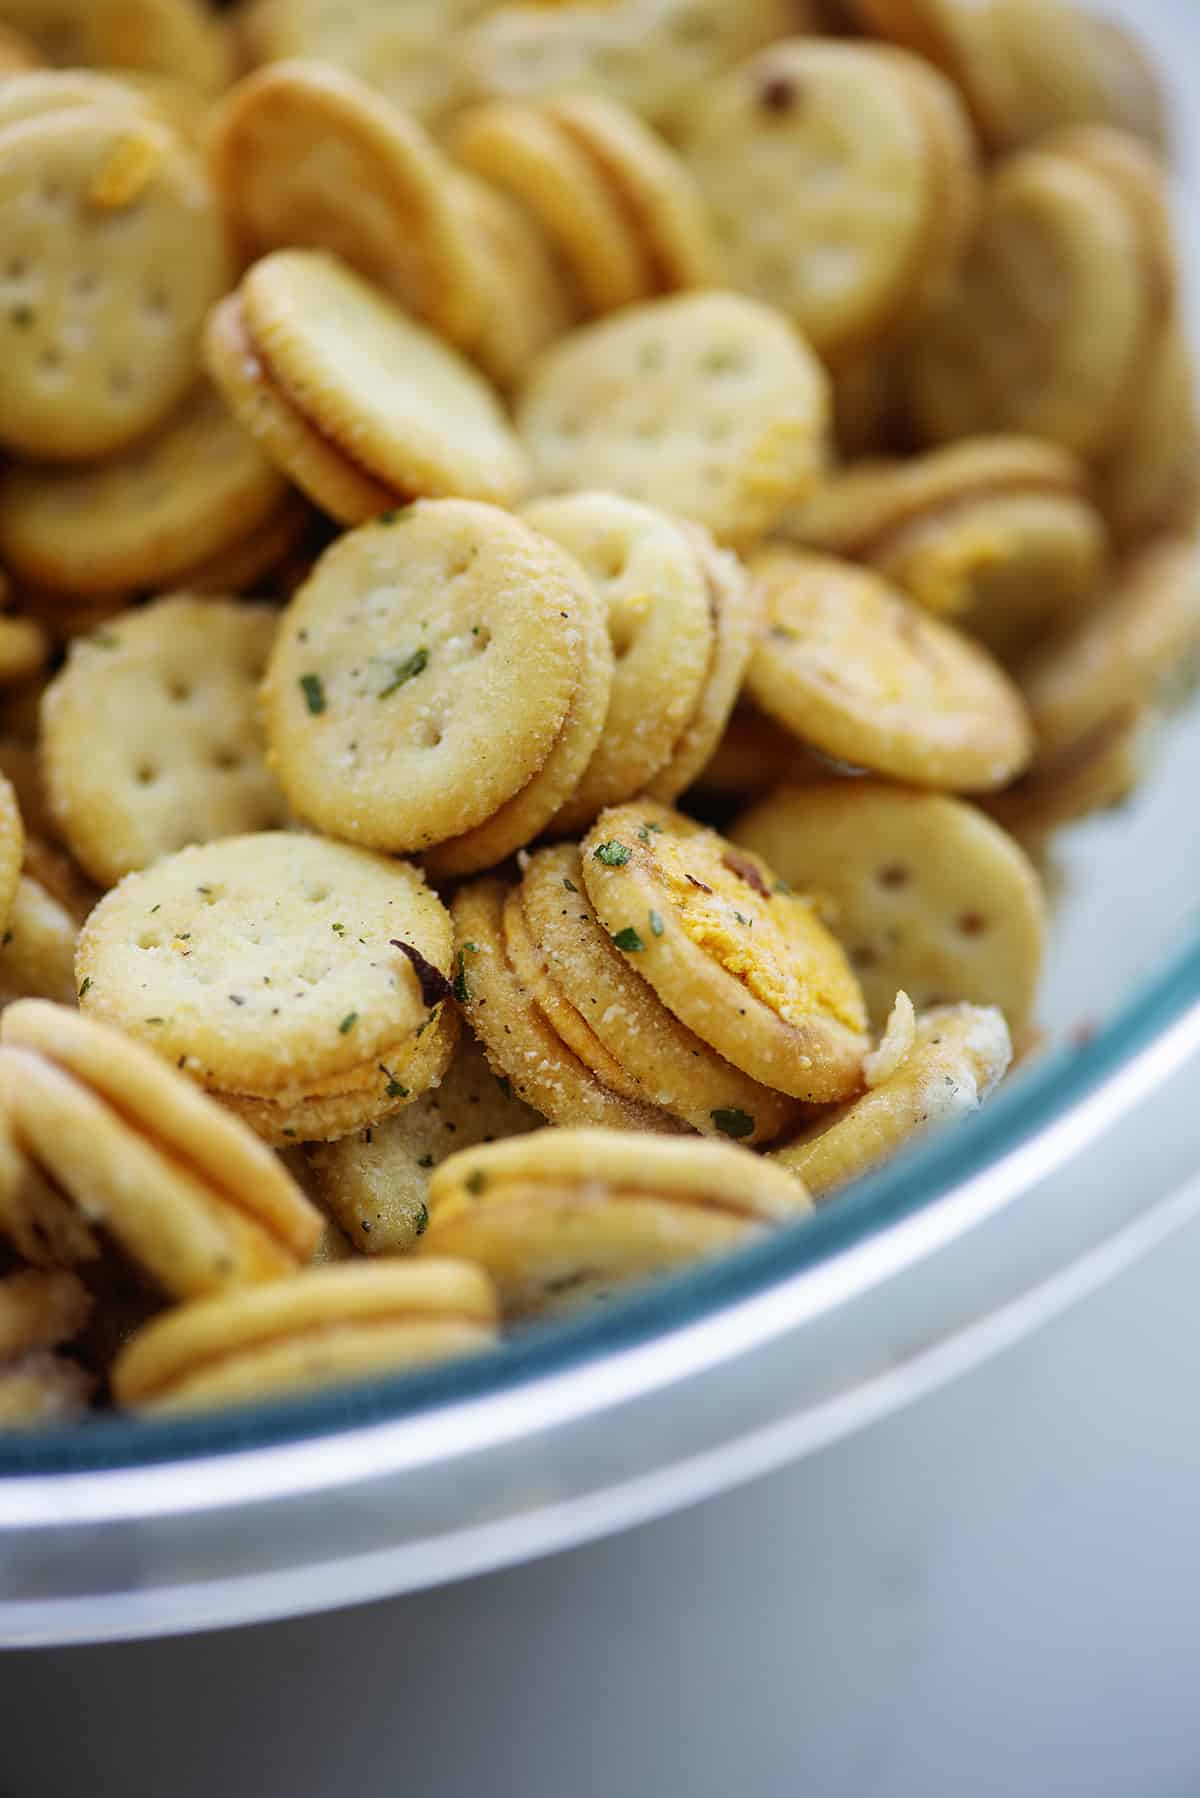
[{"x1": 0, "y1": 0, "x2": 1196, "y2": 1426}]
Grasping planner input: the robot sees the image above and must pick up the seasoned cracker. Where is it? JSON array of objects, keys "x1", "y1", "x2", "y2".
[
  {"x1": 0, "y1": 770, "x2": 24, "y2": 944},
  {"x1": 113, "y1": 1259, "x2": 499, "y2": 1412},
  {"x1": 212, "y1": 60, "x2": 487, "y2": 347},
  {"x1": 581, "y1": 802, "x2": 869, "y2": 1103},
  {"x1": 241, "y1": 251, "x2": 529, "y2": 507},
  {"x1": 745, "y1": 549, "x2": 1034, "y2": 790},
  {"x1": 772, "y1": 1003, "x2": 1012, "y2": 1195},
  {"x1": 0, "y1": 109, "x2": 231, "y2": 461},
  {"x1": 75, "y1": 831, "x2": 454, "y2": 1100},
  {"x1": 518, "y1": 291, "x2": 830, "y2": 548},
  {"x1": 0, "y1": 0, "x2": 230, "y2": 96},
  {"x1": 732, "y1": 781, "x2": 1046, "y2": 1037},
  {"x1": 0, "y1": 875, "x2": 77, "y2": 1007},
  {"x1": 263, "y1": 502, "x2": 590, "y2": 853},
  {"x1": 522, "y1": 493, "x2": 713, "y2": 828},
  {"x1": 0, "y1": 384, "x2": 289, "y2": 603},
  {"x1": 41, "y1": 597, "x2": 285, "y2": 888},
  {"x1": 449, "y1": 171, "x2": 573, "y2": 392},
  {"x1": 519, "y1": 843, "x2": 798, "y2": 1143}
]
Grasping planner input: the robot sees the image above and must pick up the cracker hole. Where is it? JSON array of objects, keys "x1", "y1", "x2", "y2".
[
  {"x1": 701, "y1": 346, "x2": 748, "y2": 377},
  {"x1": 167, "y1": 679, "x2": 191, "y2": 702},
  {"x1": 471, "y1": 625, "x2": 492, "y2": 653},
  {"x1": 142, "y1": 287, "x2": 170, "y2": 323},
  {"x1": 135, "y1": 764, "x2": 157, "y2": 786},
  {"x1": 40, "y1": 181, "x2": 62, "y2": 207},
  {"x1": 211, "y1": 748, "x2": 242, "y2": 771},
  {"x1": 4, "y1": 258, "x2": 26, "y2": 282},
  {"x1": 878, "y1": 865, "x2": 909, "y2": 890},
  {"x1": 304, "y1": 886, "x2": 330, "y2": 904},
  {"x1": 633, "y1": 418, "x2": 662, "y2": 441},
  {"x1": 556, "y1": 414, "x2": 583, "y2": 440},
  {"x1": 37, "y1": 349, "x2": 62, "y2": 375},
  {"x1": 958, "y1": 912, "x2": 988, "y2": 938},
  {"x1": 137, "y1": 933, "x2": 162, "y2": 950},
  {"x1": 413, "y1": 717, "x2": 445, "y2": 748},
  {"x1": 73, "y1": 270, "x2": 100, "y2": 299},
  {"x1": 850, "y1": 945, "x2": 878, "y2": 971}
]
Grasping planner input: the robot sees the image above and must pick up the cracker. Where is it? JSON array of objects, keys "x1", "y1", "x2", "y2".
[
  {"x1": 772, "y1": 1003, "x2": 1012, "y2": 1195},
  {"x1": 0, "y1": 1103, "x2": 98, "y2": 1267},
  {"x1": 0, "y1": 68, "x2": 198, "y2": 143},
  {"x1": 113, "y1": 1259, "x2": 499, "y2": 1412},
  {"x1": 41, "y1": 596, "x2": 286, "y2": 888},
  {"x1": 0, "y1": 384, "x2": 288, "y2": 603},
  {"x1": 306, "y1": 1031, "x2": 540, "y2": 1256},
  {"x1": 0, "y1": 1350, "x2": 92, "y2": 1426},
  {"x1": 986, "y1": 0, "x2": 1170, "y2": 154},
  {"x1": 687, "y1": 708, "x2": 829, "y2": 801},
  {"x1": 212, "y1": 60, "x2": 487, "y2": 348},
  {"x1": 262, "y1": 502, "x2": 589, "y2": 853},
  {"x1": 204, "y1": 293, "x2": 400, "y2": 528},
  {"x1": 518, "y1": 291, "x2": 830, "y2": 548},
  {"x1": 449, "y1": 101, "x2": 649, "y2": 317},
  {"x1": 0, "y1": 1046, "x2": 301, "y2": 1297},
  {"x1": 0, "y1": 1266, "x2": 89, "y2": 1359},
  {"x1": 462, "y1": 0, "x2": 803, "y2": 135},
  {"x1": 1098, "y1": 326, "x2": 1200, "y2": 550},
  {"x1": 581, "y1": 801, "x2": 869, "y2": 1102},
  {"x1": 241, "y1": 251, "x2": 529, "y2": 507},
  {"x1": 906, "y1": 147, "x2": 1151, "y2": 461},
  {"x1": 745, "y1": 549, "x2": 1034, "y2": 791},
  {"x1": 645, "y1": 525, "x2": 764, "y2": 801},
  {"x1": 519, "y1": 843, "x2": 798, "y2": 1143},
  {"x1": 545, "y1": 93, "x2": 716, "y2": 294},
  {"x1": 421, "y1": 1126, "x2": 809, "y2": 1318},
  {"x1": 450, "y1": 876, "x2": 677, "y2": 1131},
  {"x1": 247, "y1": 0, "x2": 494, "y2": 123},
  {"x1": 0, "y1": 615, "x2": 47, "y2": 686},
  {"x1": 731, "y1": 781, "x2": 1046, "y2": 1037},
  {"x1": 0, "y1": 108, "x2": 231, "y2": 461},
  {"x1": 422, "y1": 548, "x2": 613, "y2": 877},
  {"x1": 75, "y1": 831, "x2": 454, "y2": 1098},
  {"x1": 681, "y1": 41, "x2": 972, "y2": 361},
  {"x1": 0, "y1": 0, "x2": 230, "y2": 96},
  {"x1": 521, "y1": 493, "x2": 713, "y2": 828},
  {"x1": 0, "y1": 874, "x2": 77, "y2": 1007},
  {"x1": 0, "y1": 770, "x2": 24, "y2": 942}
]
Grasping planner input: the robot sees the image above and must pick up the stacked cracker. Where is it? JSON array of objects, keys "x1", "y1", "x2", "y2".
[{"x1": 0, "y1": 0, "x2": 1192, "y2": 1424}]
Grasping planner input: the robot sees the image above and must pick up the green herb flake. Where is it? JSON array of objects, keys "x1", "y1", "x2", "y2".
[
  {"x1": 733, "y1": 910, "x2": 753, "y2": 927},
  {"x1": 377, "y1": 508, "x2": 402, "y2": 525},
  {"x1": 414, "y1": 1201, "x2": 430, "y2": 1236},
  {"x1": 299, "y1": 672, "x2": 326, "y2": 715},
  {"x1": 649, "y1": 909, "x2": 664, "y2": 938},
  {"x1": 562, "y1": 877, "x2": 578, "y2": 893},
  {"x1": 711, "y1": 1107, "x2": 754, "y2": 1140},
  {"x1": 637, "y1": 826, "x2": 652, "y2": 843},
  {"x1": 149, "y1": 904, "x2": 160, "y2": 913},
  {"x1": 643, "y1": 820, "x2": 663, "y2": 834},
  {"x1": 331, "y1": 922, "x2": 345, "y2": 935},
  {"x1": 10, "y1": 305, "x2": 33, "y2": 329},
  {"x1": 144, "y1": 1017, "x2": 165, "y2": 1026},
  {"x1": 417, "y1": 1155, "x2": 434, "y2": 1170},
  {"x1": 339, "y1": 1011, "x2": 359, "y2": 1035},
  {"x1": 611, "y1": 925, "x2": 644, "y2": 953},
  {"x1": 77, "y1": 977, "x2": 92, "y2": 998},
  {"x1": 495, "y1": 1075, "x2": 512, "y2": 1099},
  {"x1": 379, "y1": 647, "x2": 429, "y2": 697},
  {"x1": 773, "y1": 878, "x2": 794, "y2": 896},
  {"x1": 593, "y1": 840, "x2": 631, "y2": 867},
  {"x1": 89, "y1": 630, "x2": 120, "y2": 648},
  {"x1": 453, "y1": 953, "x2": 470, "y2": 1004},
  {"x1": 281, "y1": 1128, "x2": 297, "y2": 1139},
  {"x1": 378, "y1": 1063, "x2": 409, "y2": 1098},
  {"x1": 465, "y1": 1169, "x2": 487, "y2": 1195}
]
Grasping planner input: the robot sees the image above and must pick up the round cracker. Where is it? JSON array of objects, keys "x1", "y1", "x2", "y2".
[
  {"x1": 0, "y1": 1266, "x2": 89, "y2": 1359},
  {"x1": 745, "y1": 549, "x2": 1033, "y2": 791},
  {"x1": 680, "y1": 41, "x2": 958, "y2": 361},
  {"x1": 0, "y1": 1352, "x2": 92, "y2": 1426},
  {"x1": 772, "y1": 1003, "x2": 1012, "y2": 1195},
  {"x1": 212, "y1": 60, "x2": 487, "y2": 348},
  {"x1": 113, "y1": 1258, "x2": 499, "y2": 1411},
  {"x1": 581, "y1": 802, "x2": 868, "y2": 1103},
  {"x1": 0, "y1": 874, "x2": 76, "y2": 1007},
  {"x1": 306, "y1": 1031, "x2": 540, "y2": 1256},
  {"x1": 1, "y1": 999, "x2": 322, "y2": 1259},
  {"x1": 544, "y1": 93, "x2": 716, "y2": 294},
  {"x1": 0, "y1": 383, "x2": 288, "y2": 602},
  {"x1": 450, "y1": 877, "x2": 677, "y2": 1132},
  {"x1": 75, "y1": 831, "x2": 453, "y2": 1096},
  {"x1": 518, "y1": 291, "x2": 830, "y2": 549},
  {"x1": 0, "y1": 1047, "x2": 298, "y2": 1297},
  {"x1": 0, "y1": 109, "x2": 231, "y2": 462},
  {"x1": 519, "y1": 843, "x2": 797, "y2": 1144},
  {"x1": 906, "y1": 147, "x2": 1151, "y2": 461},
  {"x1": 0, "y1": 769, "x2": 24, "y2": 942},
  {"x1": 0, "y1": 1102, "x2": 98, "y2": 1267},
  {"x1": 262, "y1": 502, "x2": 589, "y2": 852},
  {"x1": 449, "y1": 101, "x2": 649, "y2": 316},
  {"x1": 731, "y1": 782, "x2": 1046, "y2": 1037},
  {"x1": 0, "y1": 615, "x2": 47, "y2": 685},
  {"x1": 41, "y1": 596, "x2": 286, "y2": 887},
  {"x1": 204, "y1": 292, "x2": 399, "y2": 528},
  {"x1": 0, "y1": 0, "x2": 230, "y2": 96},
  {"x1": 449, "y1": 171, "x2": 573, "y2": 392},
  {"x1": 522, "y1": 493, "x2": 713, "y2": 828},
  {"x1": 242, "y1": 251, "x2": 529, "y2": 508}
]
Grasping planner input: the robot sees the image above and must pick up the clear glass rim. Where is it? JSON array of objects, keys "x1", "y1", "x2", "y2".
[{"x1": 2, "y1": 920, "x2": 1197, "y2": 1483}]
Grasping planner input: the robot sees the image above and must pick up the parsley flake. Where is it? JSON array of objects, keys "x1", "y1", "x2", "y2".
[
  {"x1": 452, "y1": 951, "x2": 470, "y2": 1004},
  {"x1": 773, "y1": 878, "x2": 794, "y2": 896},
  {"x1": 77, "y1": 977, "x2": 92, "y2": 998},
  {"x1": 611, "y1": 925, "x2": 644, "y2": 953},
  {"x1": 733, "y1": 910, "x2": 753, "y2": 927},
  {"x1": 144, "y1": 1017, "x2": 165, "y2": 1026},
  {"x1": 649, "y1": 909, "x2": 664, "y2": 937},
  {"x1": 379, "y1": 647, "x2": 429, "y2": 697},
  {"x1": 711, "y1": 1107, "x2": 755, "y2": 1140},
  {"x1": 331, "y1": 922, "x2": 345, "y2": 935},
  {"x1": 593, "y1": 840, "x2": 631, "y2": 867},
  {"x1": 378, "y1": 1063, "x2": 409, "y2": 1098},
  {"x1": 299, "y1": 672, "x2": 326, "y2": 715},
  {"x1": 414, "y1": 1201, "x2": 430, "y2": 1235},
  {"x1": 377, "y1": 508, "x2": 402, "y2": 525},
  {"x1": 562, "y1": 877, "x2": 578, "y2": 893},
  {"x1": 339, "y1": 1011, "x2": 359, "y2": 1034}
]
